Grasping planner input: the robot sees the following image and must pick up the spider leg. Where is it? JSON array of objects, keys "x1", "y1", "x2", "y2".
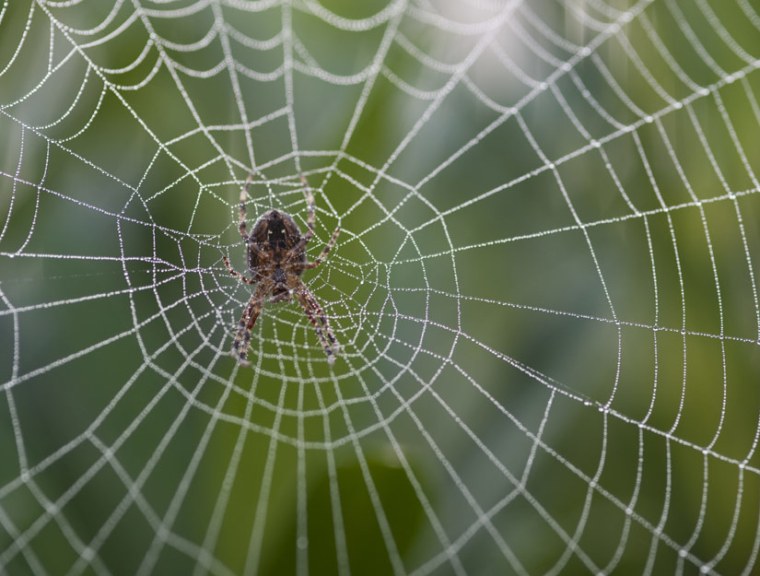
[
  {"x1": 299, "y1": 174, "x2": 315, "y2": 244},
  {"x1": 238, "y1": 173, "x2": 255, "y2": 240},
  {"x1": 295, "y1": 281, "x2": 339, "y2": 364},
  {"x1": 223, "y1": 256, "x2": 256, "y2": 285},
  {"x1": 284, "y1": 177, "x2": 340, "y2": 269},
  {"x1": 303, "y1": 226, "x2": 341, "y2": 270},
  {"x1": 231, "y1": 285, "x2": 267, "y2": 363},
  {"x1": 281, "y1": 175, "x2": 317, "y2": 259}
]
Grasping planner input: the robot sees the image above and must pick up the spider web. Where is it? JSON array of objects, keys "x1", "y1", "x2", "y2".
[{"x1": 1, "y1": 0, "x2": 760, "y2": 574}]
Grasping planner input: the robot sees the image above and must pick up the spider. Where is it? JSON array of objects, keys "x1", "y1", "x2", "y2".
[{"x1": 223, "y1": 174, "x2": 341, "y2": 364}]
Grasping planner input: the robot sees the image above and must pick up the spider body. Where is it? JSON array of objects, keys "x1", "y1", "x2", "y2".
[
  {"x1": 247, "y1": 210, "x2": 305, "y2": 300},
  {"x1": 224, "y1": 175, "x2": 340, "y2": 364}
]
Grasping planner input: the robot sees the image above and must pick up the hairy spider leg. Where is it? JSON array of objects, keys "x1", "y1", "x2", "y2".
[
  {"x1": 238, "y1": 173, "x2": 255, "y2": 240},
  {"x1": 304, "y1": 226, "x2": 341, "y2": 270},
  {"x1": 299, "y1": 175, "x2": 316, "y2": 245},
  {"x1": 232, "y1": 285, "x2": 267, "y2": 363},
  {"x1": 223, "y1": 255, "x2": 255, "y2": 285},
  {"x1": 295, "y1": 282, "x2": 339, "y2": 364},
  {"x1": 291, "y1": 175, "x2": 340, "y2": 269}
]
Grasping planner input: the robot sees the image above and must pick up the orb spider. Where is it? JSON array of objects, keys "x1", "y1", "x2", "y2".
[{"x1": 223, "y1": 174, "x2": 341, "y2": 364}]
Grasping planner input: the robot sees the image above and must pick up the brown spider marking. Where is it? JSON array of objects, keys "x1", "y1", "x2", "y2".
[{"x1": 223, "y1": 174, "x2": 340, "y2": 365}]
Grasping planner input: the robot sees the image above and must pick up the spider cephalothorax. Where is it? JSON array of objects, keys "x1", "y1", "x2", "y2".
[{"x1": 223, "y1": 175, "x2": 340, "y2": 364}]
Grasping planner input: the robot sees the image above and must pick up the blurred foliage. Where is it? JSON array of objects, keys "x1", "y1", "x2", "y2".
[{"x1": 1, "y1": 0, "x2": 760, "y2": 574}]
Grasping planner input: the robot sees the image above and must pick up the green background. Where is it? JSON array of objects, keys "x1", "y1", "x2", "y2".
[{"x1": 1, "y1": 0, "x2": 759, "y2": 574}]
